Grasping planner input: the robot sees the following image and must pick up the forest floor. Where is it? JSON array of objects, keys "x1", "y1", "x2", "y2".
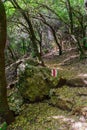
[{"x1": 7, "y1": 48, "x2": 87, "y2": 130}]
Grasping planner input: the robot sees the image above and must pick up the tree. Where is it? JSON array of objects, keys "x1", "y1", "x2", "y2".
[
  {"x1": 38, "y1": 13, "x2": 62, "y2": 55},
  {"x1": 0, "y1": 0, "x2": 14, "y2": 124},
  {"x1": 66, "y1": 0, "x2": 73, "y2": 34},
  {"x1": 9, "y1": 0, "x2": 44, "y2": 65}
]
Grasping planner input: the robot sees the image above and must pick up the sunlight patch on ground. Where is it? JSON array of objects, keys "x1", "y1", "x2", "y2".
[
  {"x1": 49, "y1": 115, "x2": 87, "y2": 130},
  {"x1": 78, "y1": 73, "x2": 87, "y2": 77},
  {"x1": 51, "y1": 115, "x2": 74, "y2": 122},
  {"x1": 72, "y1": 122, "x2": 87, "y2": 130}
]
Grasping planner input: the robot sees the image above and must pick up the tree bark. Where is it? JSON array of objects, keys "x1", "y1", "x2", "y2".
[
  {"x1": 66, "y1": 0, "x2": 73, "y2": 33},
  {"x1": 0, "y1": 0, "x2": 14, "y2": 124}
]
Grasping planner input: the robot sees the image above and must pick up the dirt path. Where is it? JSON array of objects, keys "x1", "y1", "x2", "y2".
[
  {"x1": 43, "y1": 50, "x2": 87, "y2": 130},
  {"x1": 44, "y1": 48, "x2": 87, "y2": 78}
]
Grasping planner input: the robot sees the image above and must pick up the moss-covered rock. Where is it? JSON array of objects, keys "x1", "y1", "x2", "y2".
[
  {"x1": 18, "y1": 66, "x2": 54, "y2": 102},
  {"x1": 49, "y1": 96, "x2": 73, "y2": 111}
]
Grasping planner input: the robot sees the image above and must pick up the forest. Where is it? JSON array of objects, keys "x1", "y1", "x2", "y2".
[{"x1": 0, "y1": 0, "x2": 87, "y2": 130}]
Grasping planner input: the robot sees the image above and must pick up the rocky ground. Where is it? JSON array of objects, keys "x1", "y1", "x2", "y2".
[{"x1": 7, "y1": 48, "x2": 87, "y2": 130}]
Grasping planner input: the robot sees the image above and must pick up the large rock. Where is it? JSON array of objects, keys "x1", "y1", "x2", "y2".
[
  {"x1": 18, "y1": 65, "x2": 53, "y2": 102},
  {"x1": 56, "y1": 77, "x2": 87, "y2": 88},
  {"x1": 49, "y1": 96, "x2": 73, "y2": 111}
]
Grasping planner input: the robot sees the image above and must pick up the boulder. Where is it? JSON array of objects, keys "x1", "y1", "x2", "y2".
[
  {"x1": 56, "y1": 77, "x2": 87, "y2": 88},
  {"x1": 18, "y1": 66, "x2": 53, "y2": 102},
  {"x1": 49, "y1": 96, "x2": 73, "y2": 111}
]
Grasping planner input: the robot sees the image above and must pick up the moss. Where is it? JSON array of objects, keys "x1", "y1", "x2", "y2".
[
  {"x1": 25, "y1": 58, "x2": 39, "y2": 66},
  {"x1": 50, "y1": 96, "x2": 73, "y2": 111},
  {"x1": 7, "y1": 102, "x2": 68, "y2": 130},
  {"x1": 7, "y1": 88, "x2": 23, "y2": 114},
  {"x1": 18, "y1": 66, "x2": 54, "y2": 102}
]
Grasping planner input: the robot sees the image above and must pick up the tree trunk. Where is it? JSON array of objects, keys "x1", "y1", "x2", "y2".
[
  {"x1": 0, "y1": 0, "x2": 14, "y2": 124},
  {"x1": 51, "y1": 27, "x2": 62, "y2": 55},
  {"x1": 39, "y1": 14, "x2": 62, "y2": 55},
  {"x1": 66, "y1": 0, "x2": 73, "y2": 33}
]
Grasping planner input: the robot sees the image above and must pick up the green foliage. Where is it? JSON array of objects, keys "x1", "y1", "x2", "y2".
[
  {"x1": 0, "y1": 122, "x2": 7, "y2": 130},
  {"x1": 81, "y1": 37, "x2": 87, "y2": 47},
  {"x1": 4, "y1": 1, "x2": 15, "y2": 17},
  {"x1": 4, "y1": 0, "x2": 87, "y2": 59}
]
